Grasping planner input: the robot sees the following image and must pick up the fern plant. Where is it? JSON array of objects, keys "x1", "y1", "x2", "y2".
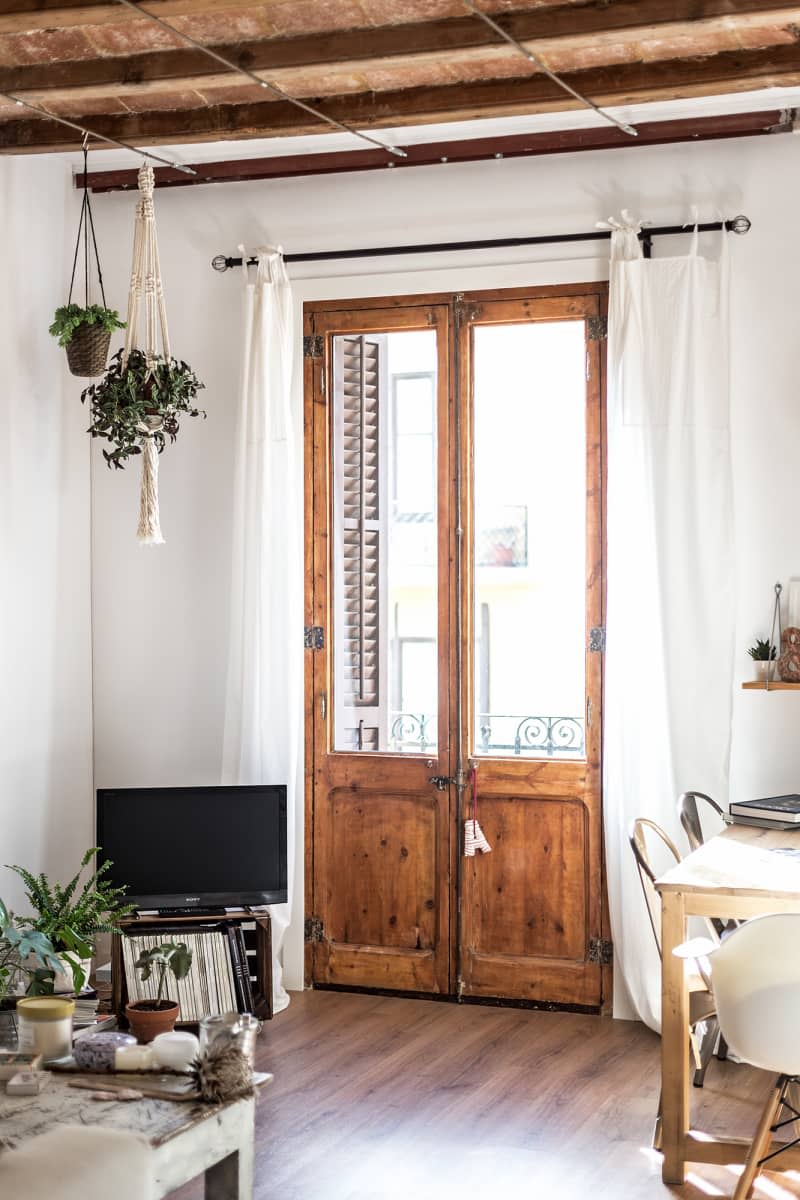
[
  {"x1": 6, "y1": 848, "x2": 133, "y2": 995},
  {"x1": 49, "y1": 303, "x2": 125, "y2": 348}
]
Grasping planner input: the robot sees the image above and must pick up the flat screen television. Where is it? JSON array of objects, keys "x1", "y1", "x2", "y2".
[{"x1": 96, "y1": 785, "x2": 287, "y2": 911}]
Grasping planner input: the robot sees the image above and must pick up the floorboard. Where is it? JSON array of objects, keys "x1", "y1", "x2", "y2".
[{"x1": 172, "y1": 989, "x2": 800, "y2": 1199}]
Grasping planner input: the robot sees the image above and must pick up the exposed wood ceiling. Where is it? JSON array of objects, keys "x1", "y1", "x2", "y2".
[{"x1": 1, "y1": 0, "x2": 800, "y2": 154}]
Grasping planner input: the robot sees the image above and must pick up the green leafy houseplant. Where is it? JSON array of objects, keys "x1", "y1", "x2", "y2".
[
  {"x1": 6, "y1": 848, "x2": 134, "y2": 996},
  {"x1": 49, "y1": 303, "x2": 125, "y2": 348},
  {"x1": 747, "y1": 638, "x2": 777, "y2": 661},
  {"x1": 81, "y1": 348, "x2": 206, "y2": 469},
  {"x1": 126, "y1": 942, "x2": 194, "y2": 1042},
  {"x1": 0, "y1": 899, "x2": 63, "y2": 1006}
]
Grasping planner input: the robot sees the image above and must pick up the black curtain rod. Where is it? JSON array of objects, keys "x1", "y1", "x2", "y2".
[{"x1": 211, "y1": 216, "x2": 750, "y2": 271}]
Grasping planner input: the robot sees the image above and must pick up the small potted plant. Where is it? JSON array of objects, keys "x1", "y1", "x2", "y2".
[
  {"x1": 0, "y1": 899, "x2": 63, "y2": 1008},
  {"x1": 126, "y1": 942, "x2": 193, "y2": 1043},
  {"x1": 6, "y1": 848, "x2": 133, "y2": 996},
  {"x1": 81, "y1": 348, "x2": 205, "y2": 469},
  {"x1": 747, "y1": 638, "x2": 777, "y2": 683},
  {"x1": 49, "y1": 303, "x2": 126, "y2": 378}
]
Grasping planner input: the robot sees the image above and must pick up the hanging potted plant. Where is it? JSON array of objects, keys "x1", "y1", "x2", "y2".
[
  {"x1": 50, "y1": 303, "x2": 125, "y2": 378},
  {"x1": 81, "y1": 349, "x2": 205, "y2": 470},
  {"x1": 51, "y1": 141, "x2": 124, "y2": 378}
]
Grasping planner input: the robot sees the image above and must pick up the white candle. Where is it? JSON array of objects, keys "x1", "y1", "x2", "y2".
[
  {"x1": 150, "y1": 1031, "x2": 200, "y2": 1071},
  {"x1": 115, "y1": 1044, "x2": 155, "y2": 1071}
]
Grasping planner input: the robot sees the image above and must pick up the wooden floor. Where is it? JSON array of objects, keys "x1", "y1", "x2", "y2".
[{"x1": 174, "y1": 989, "x2": 800, "y2": 1200}]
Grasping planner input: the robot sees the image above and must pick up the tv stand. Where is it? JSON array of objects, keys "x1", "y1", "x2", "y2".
[
  {"x1": 112, "y1": 910, "x2": 273, "y2": 1024},
  {"x1": 156, "y1": 906, "x2": 226, "y2": 917}
]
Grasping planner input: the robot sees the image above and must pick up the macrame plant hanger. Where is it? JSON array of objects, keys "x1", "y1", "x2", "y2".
[{"x1": 124, "y1": 164, "x2": 170, "y2": 545}]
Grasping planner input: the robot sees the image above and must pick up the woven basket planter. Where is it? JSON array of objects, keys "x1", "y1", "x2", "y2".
[{"x1": 66, "y1": 322, "x2": 112, "y2": 378}]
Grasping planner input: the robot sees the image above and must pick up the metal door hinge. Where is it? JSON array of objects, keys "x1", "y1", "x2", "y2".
[
  {"x1": 587, "y1": 316, "x2": 608, "y2": 341},
  {"x1": 588, "y1": 626, "x2": 606, "y2": 653},
  {"x1": 304, "y1": 625, "x2": 324, "y2": 650},
  {"x1": 304, "y1": 916, "x2": 325, "y2": 943},
  {"x1": 588, "y1": 937, "x2": 613, "y2": 965},
  {"x1": 303, "y1": 334, "x2": 324, "y2": 358}
]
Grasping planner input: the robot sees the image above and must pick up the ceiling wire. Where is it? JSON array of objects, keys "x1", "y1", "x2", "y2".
[
  {"x1": 113, "y1": 0, "x2": 408, "y2": 159},
  {"x1": 462, "y1": 0, "x2": 638, "y2": 138},
  {"x1": 0, "y1": 91, "x2": 197, "y2": 172}
]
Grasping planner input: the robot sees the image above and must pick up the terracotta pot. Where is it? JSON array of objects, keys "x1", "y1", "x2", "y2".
[{"x1": 125, "y1": 1000, "x2": 180, "y2": 1043}]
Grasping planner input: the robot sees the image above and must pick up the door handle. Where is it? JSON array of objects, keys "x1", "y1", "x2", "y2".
[{"x1": 429, "y1": 776, "x2": 455, "y2": 791}]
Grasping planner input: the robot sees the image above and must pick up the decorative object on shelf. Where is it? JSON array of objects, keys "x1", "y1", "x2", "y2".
[
  {"x1": 463, "y1": 765, "x2": 491, "y2": 857},
  {"x1": 199, "y1": 1012, "x2": 260, "y2": 1066},
  {"x1": 6, "y1": 847, "x2": 133, "y2": 996},
  {"x1": 0, "y1": 900, "x2": 62, "y2": 1006},
  {"x1": 747, "y1": 637, "x2": 777, "y2": 682},
  {"x1": 50, "y1": 140, "x2": 124, "y2": 377},
  {"x1": 83, "y1": 163, "x2": 205, "y2": 543},
  {"x1": 778, "y1": 626, "x2": 800, "y2": 682},
  {"x1": 125, "y1": 941, "x2": 193, "y2": 1042}
]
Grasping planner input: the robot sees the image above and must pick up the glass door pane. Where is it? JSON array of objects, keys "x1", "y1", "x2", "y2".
[
  {"x1": 472, "y1": 320, "x2": 587, "y2": 759},
  {"x1": 332, "y1": 329, "x2": 438, "y2": 753}
]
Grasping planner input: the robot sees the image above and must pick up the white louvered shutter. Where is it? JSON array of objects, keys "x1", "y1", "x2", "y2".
[{"x1": 333, "y1": 334, "x2": 389, "y2": 751}]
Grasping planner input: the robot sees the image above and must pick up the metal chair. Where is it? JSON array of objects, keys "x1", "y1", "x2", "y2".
[
  {"x1": 628, "y1": 817, "x2": 722, "y2": 1151},
  {"x1": 678, "y1": 790, "x2": 726, "y2": 853},
  {"x1": 675, "y1": 913, "x2": 800, "y2": 1200}
]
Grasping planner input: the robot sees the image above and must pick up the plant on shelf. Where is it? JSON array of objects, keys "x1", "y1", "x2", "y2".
[
  {"x1": 81, "y1": 348, "x2": 206, "y2": 470},
  {"x1": 6, "y1": 847, "x2": 134, "y2": 996},
  {"x1": 747, "y1": 637, "x2": 778, "y2": 683},
  {"x1": 126, "y1": 942, "x2": 194, "y2": 1043},
  {"x1": 0, "y1": 899, "x2": 63, "y2": 1006}
]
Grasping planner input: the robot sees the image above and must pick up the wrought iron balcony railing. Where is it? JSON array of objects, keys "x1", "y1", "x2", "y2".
[{"x1": 388, "y1": 712, "x2": 585, "y2": 758}]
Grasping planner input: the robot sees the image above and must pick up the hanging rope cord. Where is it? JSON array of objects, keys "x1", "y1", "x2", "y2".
[
  {"x1": 125, "y1": 164, "x2": 169, "y2": 543},
  {"x1": 68, "y1": 142, "x2": 107, "y2": 310}
]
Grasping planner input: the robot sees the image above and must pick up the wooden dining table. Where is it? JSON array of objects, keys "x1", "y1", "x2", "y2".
[{"x1": 656, "y1": 821, "x2": 800, "y2": 1185}]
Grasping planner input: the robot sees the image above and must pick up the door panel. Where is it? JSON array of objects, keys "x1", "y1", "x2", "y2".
[
  {"x1": 459, "y1": 291, "x2": 605, "y2": 1008},
  {"x1": 309, "y1": 303, "x2": 453, "y2": 995}
]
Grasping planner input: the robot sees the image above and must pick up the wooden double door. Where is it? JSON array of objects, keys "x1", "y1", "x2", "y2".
[{"x1": 304, "y1": 285, "x2": 608, "y2": 1008}]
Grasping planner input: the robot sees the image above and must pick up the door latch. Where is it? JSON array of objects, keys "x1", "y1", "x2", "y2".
[{"x1": 429, "y1": 775, "x2": 455, "y2": 791}]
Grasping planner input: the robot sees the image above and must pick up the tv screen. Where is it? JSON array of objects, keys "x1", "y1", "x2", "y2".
[{"x1": 96, "y1": 785, "x2": 287, "y2": 910}]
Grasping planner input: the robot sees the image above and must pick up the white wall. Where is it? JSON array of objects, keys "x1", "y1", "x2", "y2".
[
  {"x1": 88, "y1": 132, "x2": 800, "y2": 989},
  {"x1": 0, "y1": 158, "x2": 93, "y2": 915}
]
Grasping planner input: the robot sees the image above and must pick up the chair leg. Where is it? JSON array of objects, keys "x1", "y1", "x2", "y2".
[
  {"x1": 652, "y1": 1088, "x2": 663, "y2": 1152},
  {"x1": 733, "y1": 1075, "x2": 788, "y2": 1200},
  {"x1": 717, "y1": 1033, "x2": 728, "y2": 1062},
  {"x1": 694, "y1": 1019, "x2": 719, "y2": 1088}
]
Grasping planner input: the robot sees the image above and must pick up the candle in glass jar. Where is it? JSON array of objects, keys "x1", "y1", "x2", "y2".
[{"x1": 16, "y1": 997, "x2": 75, "y2": 1063}]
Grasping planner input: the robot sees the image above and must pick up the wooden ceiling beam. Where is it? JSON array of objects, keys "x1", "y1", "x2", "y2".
[
  {"x1": 2, "y1": 0, "x2": 800, "y2": 100},
  {"x1": 79, "y1": 110, "x2": 788, "y2": 193},
  {"x1": 2, "y1": 42, "x2": 800, "y2": 153},
  {"x1": 0, "y1": 1, "x2": 269, "y2": 34}
]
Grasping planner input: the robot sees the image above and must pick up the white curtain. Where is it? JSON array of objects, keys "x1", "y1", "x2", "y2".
[
  {"x1": 603, "y1": 217, "x2": 735, "y2": 1030},
  {"x1": 222, "y1": 247, "x2": 301, "y2": 1015}
]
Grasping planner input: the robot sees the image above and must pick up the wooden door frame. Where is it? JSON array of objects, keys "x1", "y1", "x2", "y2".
[{"x1": 303, "y1": 283, "x2": 610, "y2": 1003}]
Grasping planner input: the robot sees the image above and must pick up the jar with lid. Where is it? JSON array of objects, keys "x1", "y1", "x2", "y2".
[{"x1": 16, "y1": 997, "x2": 75, "y2": 1062}]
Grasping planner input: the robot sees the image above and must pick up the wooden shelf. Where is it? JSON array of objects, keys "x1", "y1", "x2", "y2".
[{"x1": 741, "y1": 681, "x2": 800, "y2": 690}]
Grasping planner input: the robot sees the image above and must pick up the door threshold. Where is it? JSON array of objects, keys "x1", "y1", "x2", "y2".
[{"x1": 311, "y1": 982, "x2": 600, "y2": 1015}]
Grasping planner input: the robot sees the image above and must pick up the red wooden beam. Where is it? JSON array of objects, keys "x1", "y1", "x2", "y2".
[{"x1": 79, "y1": 109, "x2": 788, "y2": 193}]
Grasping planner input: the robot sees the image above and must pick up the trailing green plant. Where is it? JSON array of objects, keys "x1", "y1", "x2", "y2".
[
  {"x1": 6, "y1": 847, "x2": 134, "y2": 995},
  {"x1": 747, "y1": 638, "x2": 777, "y2": 661},
  {"x1": 81, "y1": 348, "x2": 206, "y2": 469},
  {"x1": 134, "y1": 942, "x2": 193, "y2": 1008},
  {"x1": 49, "y1": 303, "x2": 125, "y2": 348},
  {"x1": 0, "y1": 899, "x2": 63, "y2": 1006}
]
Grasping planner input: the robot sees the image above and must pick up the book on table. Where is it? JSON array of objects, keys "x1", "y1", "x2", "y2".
[{"x1": 729, "y1": 794, "x2": 800, "y2": 823}]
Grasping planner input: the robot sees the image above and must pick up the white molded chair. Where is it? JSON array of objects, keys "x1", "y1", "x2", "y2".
[{"x1": 675, "y1": 913, "x2": 800, "y2": 1200}]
